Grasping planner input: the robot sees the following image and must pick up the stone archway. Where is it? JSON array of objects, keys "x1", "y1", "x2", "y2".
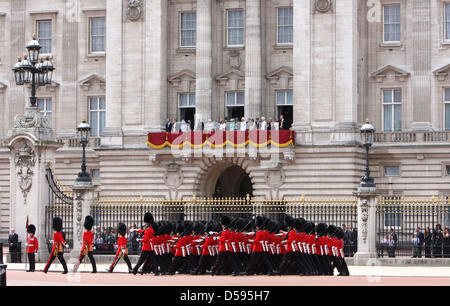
[{"x1": 195, "y1": 157, "x2": 255, "y2": 198}]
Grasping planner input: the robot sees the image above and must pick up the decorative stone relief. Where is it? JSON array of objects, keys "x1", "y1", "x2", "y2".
[
  {"x1": 74, "y1": 191, "x2": 83, "y2": 244},
  {"x1": 229, "y1": 50, "x2": 242, "y2": 69},
  {"x1": 265, "y1": 168, "x2": 285, "y2": 190},
  {"x1": 14, "y1": 109, "x2": 50, "y2": 129},
  {"x1": 14, "y1": 143, "x2": 36, "y2": 204},
  {"x1": 360, "y1": 199, "x2": 369, "y2": 243},
  {"x1": 315, "y1": 0, "x2": 332, "y2": 13},
  {"x1": 127, "y1": 0, "x2": 143, "y2": 21},
  {"x1": 164, "y1": 162, "x2": 183, "y2": 190}
]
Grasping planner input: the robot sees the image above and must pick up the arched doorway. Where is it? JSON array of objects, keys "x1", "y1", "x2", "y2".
[{"x1": 208, "y1": 165, "x2": 253, "y2": 198}]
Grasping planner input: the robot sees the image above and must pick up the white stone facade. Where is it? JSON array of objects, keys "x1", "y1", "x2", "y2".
[{"x1": 1, "y1": 0, "x2": 450, "y2": 239}]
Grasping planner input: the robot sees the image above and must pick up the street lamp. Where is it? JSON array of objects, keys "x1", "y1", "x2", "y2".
[
  {"x1": 75, "y1": 118, "x2": 92, "y2": 184},
  {"x1": 360, "y1": 118, "x2": 376, "y2": 187},
  {"x1": 11, "y1": 34, "x2": 54, "y2": 107}
]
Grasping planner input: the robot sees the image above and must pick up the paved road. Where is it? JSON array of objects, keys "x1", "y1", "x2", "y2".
[{"x1": 4, "y1": 263, "x2": 450, "y2": 286}]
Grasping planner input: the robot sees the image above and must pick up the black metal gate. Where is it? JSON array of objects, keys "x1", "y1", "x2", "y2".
[{"x1": 44, "y1": 167, "x2": 74, "y2": 252}]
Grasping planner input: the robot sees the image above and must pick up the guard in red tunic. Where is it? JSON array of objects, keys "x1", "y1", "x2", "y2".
[
  {"x1": 107, "y1": 223, "x2": 133, "y2": 273},
  {"x1": 43, "y1": 217, "x2": 68, "y2": 274},
  {"x1": 73, "y1": 216, "x2": 97, "y2": 273},
  {"x1": 132, "y1": 212, "x2": 160, "y2": 275},
  {"x1": 26, "y1": 224, "x2": 38, "y2": 272}
]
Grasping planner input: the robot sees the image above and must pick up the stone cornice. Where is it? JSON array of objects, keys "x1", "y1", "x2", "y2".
[{"x1": 370, "y1": 65, "x2": 410, "y2": 83}]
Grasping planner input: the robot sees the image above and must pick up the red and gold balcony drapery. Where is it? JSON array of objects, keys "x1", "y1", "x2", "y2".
[{"x1": 147, "y1": 130, "x2": 295, "y2": 149}]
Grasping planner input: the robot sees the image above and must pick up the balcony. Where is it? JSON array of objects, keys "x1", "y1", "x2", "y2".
[{"x1": 374, "y1": 131, "x2": 450, "y2": 144}]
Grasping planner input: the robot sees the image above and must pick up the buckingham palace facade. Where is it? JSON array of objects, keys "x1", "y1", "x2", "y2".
[{"x1": 2, "y1": 0, "x2": 450, "y2": 238}]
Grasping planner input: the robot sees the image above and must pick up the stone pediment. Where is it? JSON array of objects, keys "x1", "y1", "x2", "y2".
[
  {"x1": 433, "y1": 64, "x2": 450, "y2": 81},
  {"x1": 370, "y1": 65, "x2": 410, "y2": 83},
  {"x1": 78, "y1": 73, "x2": 105, "y2": 91},
  {"x1": 265, "y1": 66, "x2": 293, "y2": 85},
  {"x1": 168, "y1": 70, "x2": 196, "y2": 91},
  {"x1": 215, "y1": 69, "x2": 245, "y2": 89}
]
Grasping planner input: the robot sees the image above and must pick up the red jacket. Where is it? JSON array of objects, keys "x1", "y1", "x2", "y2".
[
  {"x1": 201, "y1": 235, "x2": 216, "y2": 256},
  {"x1": 81, "y1": 231, "x2": 94, "y2": 253},
  {"x1": 252, "y1": 230, "x2": 265, "y2": 252},
  {"x1": 218, "y1": 229, "x2": 231, "y2": 252},
  {"x1": 27, "y1": 236, "x2": 38, "y2": 253},
  {"x1": 284, "y1": 230, "x2": 297, "y2": 253},
  {"x1": 137, "y1": 226, "x2": 154, "y2": 251},
  {"x1": 50, "y1": 232, "x2": 66, "y2": 256}
]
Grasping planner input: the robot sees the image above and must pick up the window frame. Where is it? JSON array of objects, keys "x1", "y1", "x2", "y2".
[
  {"x1": 226, "y1": 9, "x2": 244, "y2": 48},
  {"x1": 444, "y1": 88, "x2": 450, "y2": 131},
  {"x1": 88, "y1": 96, "x2": 106, "y2": 137},
  {"x1": 179, "y1": 11, "x2": 197, "y2": 49},
  {"x1": 276, "y1": 7, "x2": 294, "y2": 46},
  {"x1": 89, "y1": 16, "x2": 106, "y2": 55},
  {"x1": 275, "y1": 90, "x2": 293, "y2": 106},
  {"x1": 37, "y1": 97, "x2": 52, "y2": 122},
  {"x1": 382, "y1": 4, "x2": 401, "y2": 44},
  {"x1": 178, "y1": 93, "x2": 196, "y2": 108},
  {"x1": 382, "y1": 88, "x2": 402, "y2": 132},
  {"x1": 445, "y1": 2, "x2": 450, "y2": 42},
  {"x1": 36, "y1": 19, "x2": 52, "y2": 55}
]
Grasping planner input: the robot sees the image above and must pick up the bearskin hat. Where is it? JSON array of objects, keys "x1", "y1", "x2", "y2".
[
  {"x1": 327, "y1": 224, "x2": 337, "y2": 236},
  {"x1": 52, "y1": 217, "x2": 63, "y2": 232},
  {"x1": 205, "y1": 221, "x2": 214, "y2": 233},
  {"x1": 193, "y1": 221, "x2": 203, "y2": 234},
  {"x1": 292, "y1": 218, "x2": 303, "y2": 231},
  {"x1": 316, "y1": 223, "x2": 328, "y2": 236},
  {"x1": 27, "y1": 224, "x2": 36, "y2": 235},
  {"x1": 301, "y1": 221, "x2": 312, "y2": 234},
  {"x1": 84, "y1": 216, "x2": 94, "y2": 231},
  {"x1": 118, "y1": 223, "x2": 127, "y2": 236},
  {"x1": 144, "y1": 212, "x2": 154, "y2": 224},
  {"x1": 152, "y1": 222, "x2": 160, "y2": 235},
  {"x1": 283, "y1": 215, "x2": 295, "y2": 228},
  {"x1": 221, "y1": 215, "x2": 231, "y2": 227},
  {"x1": 176, "y1": 222, "x2": 185, "y2": 234},
  {"x1": 335, "y1": 228, "x2": 344, "y2": 239},
  {"x1": 255, "y1": 216, "x2": 264, "y2": 228}
]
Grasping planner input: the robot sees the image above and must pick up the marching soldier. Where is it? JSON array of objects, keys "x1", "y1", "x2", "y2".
[
  {"x1": 132, "y1": 212, "x2": 160, "y2": 275},
  {"x1": 26, "y1": 224, "x2": 38, "y2": 272},
  {"x1": 73, "y1": 216, "x2": 97, "y2": 273},
  {"x1": 43, "y1": 217, "x2": 69, "y2": 274},
  {"x1": 107, "y1": 223, "x2": 133, "y2": 273}
]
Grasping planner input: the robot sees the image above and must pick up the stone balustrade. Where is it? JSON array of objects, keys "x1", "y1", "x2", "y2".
[{"x1": 374, "y1": 131, "x2": 450, "y2": 144}]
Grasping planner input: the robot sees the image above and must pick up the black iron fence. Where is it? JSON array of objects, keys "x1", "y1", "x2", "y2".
[{"x1": 376, "y1": 196, "x2": 450, "y2": 258}]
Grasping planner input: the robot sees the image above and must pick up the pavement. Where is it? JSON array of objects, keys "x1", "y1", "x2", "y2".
[{"x1": 4, "y1": 262, "x2": 450, "y2": 286}]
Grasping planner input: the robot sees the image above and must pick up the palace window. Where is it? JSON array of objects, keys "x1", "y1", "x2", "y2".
[
  {"x1": 276, "y1": 90, "x2": 293, "y2": 129},
  {"x1": 89, "y1": 97, "x2": 106, "y2": 137},
  {"x1": 180, "y1": 12, "x2": 196, "y2": 48},
  {"x1": 90, "y1": 17, "x2": 106, "y2": 53},
  {"x1": 37, "y1": 98, "x2": 52, "y2": 122},
  {"x1": 37, "y1": 20, "x2": 52, "y2": 54},
  {"x1": 227, "y1": 9, "x2": 244, "y2": 47},
  {"x1": 226, "y1": 91, "x2": 244, "y2": 119},
  {"x1": 385, "y1": 166, "x2": 400, "y2": 177},
  {"x1": 445, "y1": 3, "x2": 450, "y2": 41},
  {"x1": 277, "y1": 7, "x2": 293, "y2": 45},
  {"x1": 383, "y1": 4, "x2": 401, "y2": 43},
  {"x1": 179, "y1": 93, "x2": 195, "y2": 125},
  {"x1": 383, "y1": 89, "x2": 402, "y2": 132},
  {"x1": 445, "y1": 88, "x2": 450, "y2": 130}
]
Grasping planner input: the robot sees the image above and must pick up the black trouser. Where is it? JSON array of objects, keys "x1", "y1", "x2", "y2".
[
  {"x1": 279, "y1": 252, "x2": 300, "y2": 275},
  {"x1": 246, "y1": 252, "x2": 274, "y2": 275},
  {"x1": 109, "y1": 254, "x2": 132, "y2": 272},
  {"x1": 425, "y1": 244, "x2": 432, "y2": 258},
  {"x1": 27, "y1": 253, "x2": 35, "y2": 272},
  {"x1": 134, "y1": 250, "x2": 159, "y2": 274},
  {"x1": 195, "y1": 255, "x2": 214, "y2": 274},
  {"x1": 44, "y1": 253, "x2": 68, "y2": 273},
  {"x1": 169, "y1": 256, "x2": 194, "y2": 274},
  {"x1": 74, "y1": 251, "x2": 97, "y2": 272}
]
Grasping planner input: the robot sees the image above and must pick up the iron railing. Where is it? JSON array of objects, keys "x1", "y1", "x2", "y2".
[{"x1": 376, "y1": 196, "x2": 450, "y2": 258}]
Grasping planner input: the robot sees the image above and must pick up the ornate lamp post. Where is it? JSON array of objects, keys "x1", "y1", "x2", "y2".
[
  {"x1": 75, "y1": 119, "x2": 92, "y2": 184},
  {"x1": 360, "y1": 118, "x2": 376, "y2": 188},
  {"x1": 12, "y1": 34, "x2": 54, "y2": 107}
]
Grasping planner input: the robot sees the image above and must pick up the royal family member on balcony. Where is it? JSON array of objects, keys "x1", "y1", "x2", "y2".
[{"x1": 43, "y1": 217, "x2": 68, "y2": 274}]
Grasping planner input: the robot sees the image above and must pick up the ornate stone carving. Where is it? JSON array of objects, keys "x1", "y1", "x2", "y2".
[
  {"x1": 14, "y1": 108, "x2": 50, "y2": 129},
  {"x1": 74, "y1": 191, "x2": 83, "y2": 243},
  {"x1": 360, "y1": 199, "x2": 369, "y2": 243},
  {"x1": 14, "y1": 143, "x2": 36, "y2": 204},
  {"x1": 127, "y1": 0, "x2": 143, "y2": 21},
  {"x1": 265, "y1": 168, "x2": 285, "y2": 190},
  {"x1": 315, "y1": 0, "x2": 332, "y2": 13},
  {"x1": 164, "y1": 162, "x2": 183, "y2": 190}
]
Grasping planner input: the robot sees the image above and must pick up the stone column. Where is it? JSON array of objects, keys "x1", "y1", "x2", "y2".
[
  {"x1": 144, "y1": 0, "x2": 168, "y2": 132},
  {"x1": 409, "y1": 0, "x2": 432, "y2": 131},
  {"x1": 244, "y1": 0, "x2": 262, "y2": 119},
  {"x1": 6, "y1": 107, "x2": 61, "y2": 261},
  {"x1": 71, "y1": 183, "x2": 95, "y2": 257},
  {"x1": 291, "y1": 0, "x2": 312, "y2": 134},
  {"x1": 353, "y1": 186, "x2": 379, "y2": 265},
  {"x1": 103, "y1": 0, "x2": 123, "y2": 146},
  {"x1": 195, "y1": 0, "x2": 213, "y2": 124}
]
